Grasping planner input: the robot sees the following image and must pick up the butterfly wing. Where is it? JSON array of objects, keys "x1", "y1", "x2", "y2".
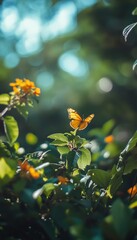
[
  {"x1": 67, "y1": 108, "x2": 82, "y2": 121},
  {"x1": 84, "y1": 114, "x2": 94, "y2": 124},
  {"x1": 67, "y1": 108, "x2": 82, "y2": 129},
  {"x1": 78, "y1": 114, "x2": 95, "y2": 130},
  {"x1": 67, "y1": 108, "x2": 94, "y2": 130}
]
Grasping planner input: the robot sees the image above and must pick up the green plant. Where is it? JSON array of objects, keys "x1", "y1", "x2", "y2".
[{"x1": 0, "y1": 78, "x2": 137, "y2": 240}]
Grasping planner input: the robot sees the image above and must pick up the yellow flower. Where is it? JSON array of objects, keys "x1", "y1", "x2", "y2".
[
  {"x1": 33, "y1": 87, "x2": 41, "y2": 96},
  {"x1": 16, "y1": 78, "x2": 23, "y2": 85},
  {"x1": 13, "y1": 86, "x2": 20, "y2": 95},
  {"x1": 9, "y1": 78, "x2": 40, "y2": 97}
]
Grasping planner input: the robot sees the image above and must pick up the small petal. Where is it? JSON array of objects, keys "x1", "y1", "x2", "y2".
[{"x1": 33, "y1": 88, "x2": 41, "y2": 96}]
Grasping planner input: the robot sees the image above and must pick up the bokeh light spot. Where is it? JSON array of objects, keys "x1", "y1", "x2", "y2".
[
  {"x1": 1, "y1": 7, "x2": 19, "y2": 35},
  {"x1": 26, "y1": 133, "x2": 38, "y2": 145},
  {"x1": 42, "y1": 2, "x2": 77, "y2": 41},
  {"x1": 4, "y1": 52, "x2": 20, "y2": 68},
  {"x1": 40, "y1": 143, "x2": 48, "y2": 149},
  {"x1": 58, "y1": 51, "x2": 88, "y2": 77},
  {"x1": 36, "y1": 72, "x2": 54, "y2": 91},
  {"x1": 98, "y1": 77, "x2": 113, "y2": 93},
  {"x1": 17, "y1": 147, "x2": 25, "y2": 155}
]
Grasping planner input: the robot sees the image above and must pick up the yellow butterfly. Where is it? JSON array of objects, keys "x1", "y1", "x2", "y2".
[{"x1": 67, "y1": 108, "x2": 94, "y2": 130}]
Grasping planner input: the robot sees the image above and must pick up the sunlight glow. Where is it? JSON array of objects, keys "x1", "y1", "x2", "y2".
[
  {"x1": 15, "y1": 17, "x2": 41, "y2": 38},
  {"x1": 0, "y1": 0, "x2": 96, "y2": 62},
  {"x1": 1, "y1": 7, "x2": 19, "y2": 35},
  {"x1": 42, "y1": 2, "x2": 77, "y2": 40}
]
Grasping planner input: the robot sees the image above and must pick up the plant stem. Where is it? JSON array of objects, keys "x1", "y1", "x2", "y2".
[{"x1": 0, "y1": 106, "x2": 9, "y2": 118}]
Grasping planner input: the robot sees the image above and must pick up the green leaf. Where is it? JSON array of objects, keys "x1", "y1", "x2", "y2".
[
  {"x1": 107, "y1": 170, "x2": 123, "y2": 196},
  {"x1": 111, "y1": 199, "x2": 132, "y2": 239},
  {"x1": 66, "y1": 151, "x2": 77, "y2": 170},
  {"x1": 105, "y1": 142, "x2": 119, "y2": 158},
  {"x1": 0, "y1": 157, "x2": 17, "y2": 187},
  {"x1": 129, "y1": 200, "x2": 137, "y2": 209},
  {"x1": 132, "y1": 7, "x2": 137, "y2": 15},
  {"x1": 3, "y1": 116, "x2": 19, "y2": 145},
  {"x1": 77, "y1": 148, "x2": 91, "y2": 170},
  {"x1": 88, "y1": 169, "x2": 111, "y2": 188},
  {"x1": 0, "y1": 140, "x2": 11, "y2": 157},
  {"x1": 75, "y1": 136, "x2": 88, "y2": 147},
  {"x1": 88, "y1": 128, "x2": 103, "y2": 137},
  {"x1": 88, "y1": 119, "x2": 115, "y2": 137},
  {"x1": 133, "y1": 59, "x2": 137, "y2": 71},
  {"x1": 0, "y1": 94, "x2": 10, "y2": 105},
  {"x1": 102, "y1": 119, "x2": 115, "y2": 135},
  {"x1": 48, "y1": 133, "x2": 68, "y2": 142},
  {"x1": 126, "y1": 131, "x2": 137, "y2": 152},
  {"x1": 124, "y1": 157, "x2": 137, "y2": 174},
  {"x1": 51, "y1": 139, "x2": 68, "y2": 146},
  {"x1": 43, "y1": 183, "x2": 55, "y2": 198},
  {"x1": 57, "y1": 146, "x2": 69, "y2": 155}
]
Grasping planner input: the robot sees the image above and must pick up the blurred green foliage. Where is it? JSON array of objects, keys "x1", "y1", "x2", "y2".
[
  {"x1": 0, "y1": 0, "x2": 137, "y2": 150},
  {"x1": 0, "y1": 75, "x2": 137, "y2": 239},
  {"x1": 1, "y1": 1, "x2": 137, "y2": 239}
]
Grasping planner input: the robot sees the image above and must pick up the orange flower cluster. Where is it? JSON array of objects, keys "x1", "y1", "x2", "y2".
[
  {"x1": 10, "y1": 78, "x2": 40, "y2": 96},
  {"x1": 58, "y1": 176, "x2": 69, "y2": 185},
  {"x1": 19, "y1": 160, "x2": 40, "y2": 179},
  {"x1": 128, "y1": 185, "x2": 137, "y2": 197}
]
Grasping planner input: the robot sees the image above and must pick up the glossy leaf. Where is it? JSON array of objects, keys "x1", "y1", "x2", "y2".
[
  {"x1": 77, "y1": 148, "x2": 91, "y2": 170},
  {"x1": 133, "y1": 59, "x2": 137, "y2": 70},
  {"x1": 88, "y1": 169, "x2": 111, "y2": 188},
  {"x1": 122, "y1": 22, "x2": 137, "y2": 42},
  {"x1": 132, "y1": 7, "x2": 137, "y2": 15},
  {"x1": 3, "y1": 116, "x2": 19, "y2": 145},
  {"x1": 129, "y1": 201, "x2": 137, "y2": 209},
  {"x1": 48, "y1": 133, "x2": 68, "y2": 142},
  {"x1": 0, "y1": 94, "x2": 10, "y2": 105},
  {"x1": 57, "y1": 146, "x2": 70, "y2": 155},
  {"x1": 43, "y1": 183, "x2": 55, "y2": 198},
  {"x1": 66, "y1": 151, "x2": 77, "y2": 170},
  {"x1": 127, "y1": 131, "x2": 137, "y2": 152},
  {"x1": 0, "y1": 157, "x2": 17, "y2": 186},
  {"x1": 124, "y1": 157, "x2": 137, "y2": 174},
  {"x1": 107, "y1": 170, "x2": 123, "y2": 196},
  {"x1": 51, "y1": 139, "x2": 68, "y2": 146},
  {"x1": 0, "y1": 140, "x2": 11, "y2": 157}
]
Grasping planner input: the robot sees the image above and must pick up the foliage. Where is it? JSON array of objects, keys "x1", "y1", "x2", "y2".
[{"x1": 0, "y1": 77, "x2": 137, "y2": 240}]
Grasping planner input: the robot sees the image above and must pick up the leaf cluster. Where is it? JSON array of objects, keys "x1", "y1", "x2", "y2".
[{"x1": 1, "y1": 89, "x2": 137, "y2": 240}]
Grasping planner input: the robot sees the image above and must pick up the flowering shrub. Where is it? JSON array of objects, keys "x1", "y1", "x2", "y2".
[{"x1": 0, "y1": 78, "x2": 137, "y2": 240}]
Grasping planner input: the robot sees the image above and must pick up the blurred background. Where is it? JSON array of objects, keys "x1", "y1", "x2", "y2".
[{"x1": 0, "y1": 0, "x2": 137, "y2": 150}]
